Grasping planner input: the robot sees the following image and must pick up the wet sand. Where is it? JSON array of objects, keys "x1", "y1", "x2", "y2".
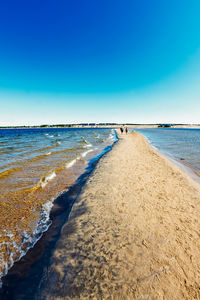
[{"x1": 38, "y1": 131, "x2": 200, "y2": 299}]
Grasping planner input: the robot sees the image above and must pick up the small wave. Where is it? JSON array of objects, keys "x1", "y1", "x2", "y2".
[
  {"x1": 65, "y1": 149, "x2": 94, "y2": 168},
  {"x1": 0, "y1": 200, "x2": 53, "y2": 288},
  {"x1": 39, "y1": 201, "x2": 53, "y2": 231},
  {"x1": 51, "y1": 148, "x2": 82, "y2": 157},
  {"x1": 24, "y1": 153, "x2": 53, "y2": 162},
  {"x1": 10, "y1": 184, "x2": 41, "y2": 195},
  {"x1": 66, "y1": 159, "x2": 77, "y2": 169},
  {"x1": 44, "y1": 134, "x2": 54, "y2": 138},
  {"x1": 108, "y1": 130, "x2": 118, "y2": 143},
  {"x1": 81, "y1": 149, "x2": 93, "y2": 158},
  {"x1": 83, "y1": 143, "x2": 92, "y2": 148},
  {"x1": 0, "y1": 233, "x2": 19, "y2": 287},
  {"x1": 0, "y1": 146, "x2": 18, "y2": 153},
  {"x1": 45, "y1": 152, "x2": 52, "y2": 156},
  {"x1": 0, "y1": 167, "x2": 21, "y2": 179},
  {"x1": 41, "y1": 172, "x2": 56, "y2": 188}
]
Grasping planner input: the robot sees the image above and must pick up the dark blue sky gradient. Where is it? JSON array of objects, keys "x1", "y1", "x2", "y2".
[{"x1": 0, "y1": 0, "x2": 200, "y2": 93}]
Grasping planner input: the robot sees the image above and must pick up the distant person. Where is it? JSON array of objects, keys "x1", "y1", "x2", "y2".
[
  {"x1": 120, "y1": 127, "x2": 123, "y2": 134},
  {"x1": 125, "y1": 127, "x2": 128, "y2": 134}
]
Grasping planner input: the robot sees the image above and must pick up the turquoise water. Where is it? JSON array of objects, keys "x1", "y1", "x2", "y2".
[{"x1": 135, "y1": 128, "x2": 200, "y2": 174}]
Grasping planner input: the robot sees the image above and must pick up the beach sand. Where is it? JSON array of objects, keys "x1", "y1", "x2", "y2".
[{"x1": 38, "y1": 131, "x2": 200, "y2": 300}]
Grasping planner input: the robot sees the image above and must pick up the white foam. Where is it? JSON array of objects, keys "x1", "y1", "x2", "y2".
[
  {"x1": 86, "y1": 143, "x2": 92, "y2": 148},
  {"x1": 81, "y1": 149, "x2": 93, "y2": 158},
  {"x1": 108, "y1": 130, "x2": 118, "y2": 143},
  {"x1": 40, "y1": 201, "x2": 53, "y2": 230},
  {"x1": 41, "y1": 171, "x2": 56, "y2": 188},
  {"x1": 45, "y1": 152, "x2": 51, "y2": 155},
  {"x1": 66, "y1": 159, "x2": 77, "y2": 169},
  {"x1": 0, "y1": 200, "x2": 53, "y2": 287},
  {"x1": 83, "y1": 142, "x2": 92, "y2": 149}
]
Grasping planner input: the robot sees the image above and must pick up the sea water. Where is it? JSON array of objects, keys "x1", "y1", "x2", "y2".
[
  {"x1": 135, "y1": 128, "x2": 200, "y2": 174},
  {"x1": 0, "y1": 127, "x2": 117, "y2": 285}
]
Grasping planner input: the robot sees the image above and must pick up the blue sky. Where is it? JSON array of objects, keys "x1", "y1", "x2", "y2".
[{"x1": 0, "y1": 0, "x2": 200, "y2": 125}]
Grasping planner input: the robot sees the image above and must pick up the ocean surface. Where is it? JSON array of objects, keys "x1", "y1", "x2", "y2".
[
  {"x1": 0, "y1": 127, "x2": 117, "y2": 285},
  {"x1": 135, "y1": 128, "x2": 200, "y2": 175}
]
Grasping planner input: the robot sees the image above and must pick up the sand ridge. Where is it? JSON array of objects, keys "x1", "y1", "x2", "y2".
[{"x1": 38, "y1": 131, "x2": 200, "y2": 300}]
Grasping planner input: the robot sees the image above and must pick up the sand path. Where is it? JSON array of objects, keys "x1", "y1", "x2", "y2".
[{"x1": 39, "y1": 131, "x2": 200, "y2": 300}]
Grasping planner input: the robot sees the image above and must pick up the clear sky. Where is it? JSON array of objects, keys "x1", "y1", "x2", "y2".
[{"x1": 0, "y1": 0, "x2": 200, "y2": 125}]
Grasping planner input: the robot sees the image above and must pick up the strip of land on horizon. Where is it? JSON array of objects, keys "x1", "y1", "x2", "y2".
[
  {"x1": 1, "y1": 124, "x2": 200, "y2": 129},
  {"x1": 38, "y1": 131, "x2": 200, "y2": 299}
]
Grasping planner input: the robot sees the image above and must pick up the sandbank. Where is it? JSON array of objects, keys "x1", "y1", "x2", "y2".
[{"x1": 38, "y1": 131, "x2": 200, "y2": 299}]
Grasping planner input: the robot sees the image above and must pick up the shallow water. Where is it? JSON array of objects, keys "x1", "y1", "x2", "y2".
[
  {"x1": 135, "y1": 128, "x2": 200, "y2": 174},
  {"x1": 0, "y1": 127, "x2": 117, "y2": 285}
]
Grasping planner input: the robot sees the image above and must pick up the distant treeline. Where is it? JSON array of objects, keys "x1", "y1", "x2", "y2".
[
  {"x1": 158, "y1": 124, "x2": 172, "y2": 128},
  {"x1": 0, "y1": 123, "x2": 116, "y2": 128},
  {"x1": 0, "y1": 123, "x2": 198, "y2": 129}
]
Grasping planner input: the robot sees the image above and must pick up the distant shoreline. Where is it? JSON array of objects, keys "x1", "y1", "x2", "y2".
[{"x1": 1, "y1": 124, "x2": 200, "y2": 129}]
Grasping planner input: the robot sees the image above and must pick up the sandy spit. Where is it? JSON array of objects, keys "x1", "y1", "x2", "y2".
[{"x1": 38, "y1": 131, "x2": 200, "y2": 300}]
